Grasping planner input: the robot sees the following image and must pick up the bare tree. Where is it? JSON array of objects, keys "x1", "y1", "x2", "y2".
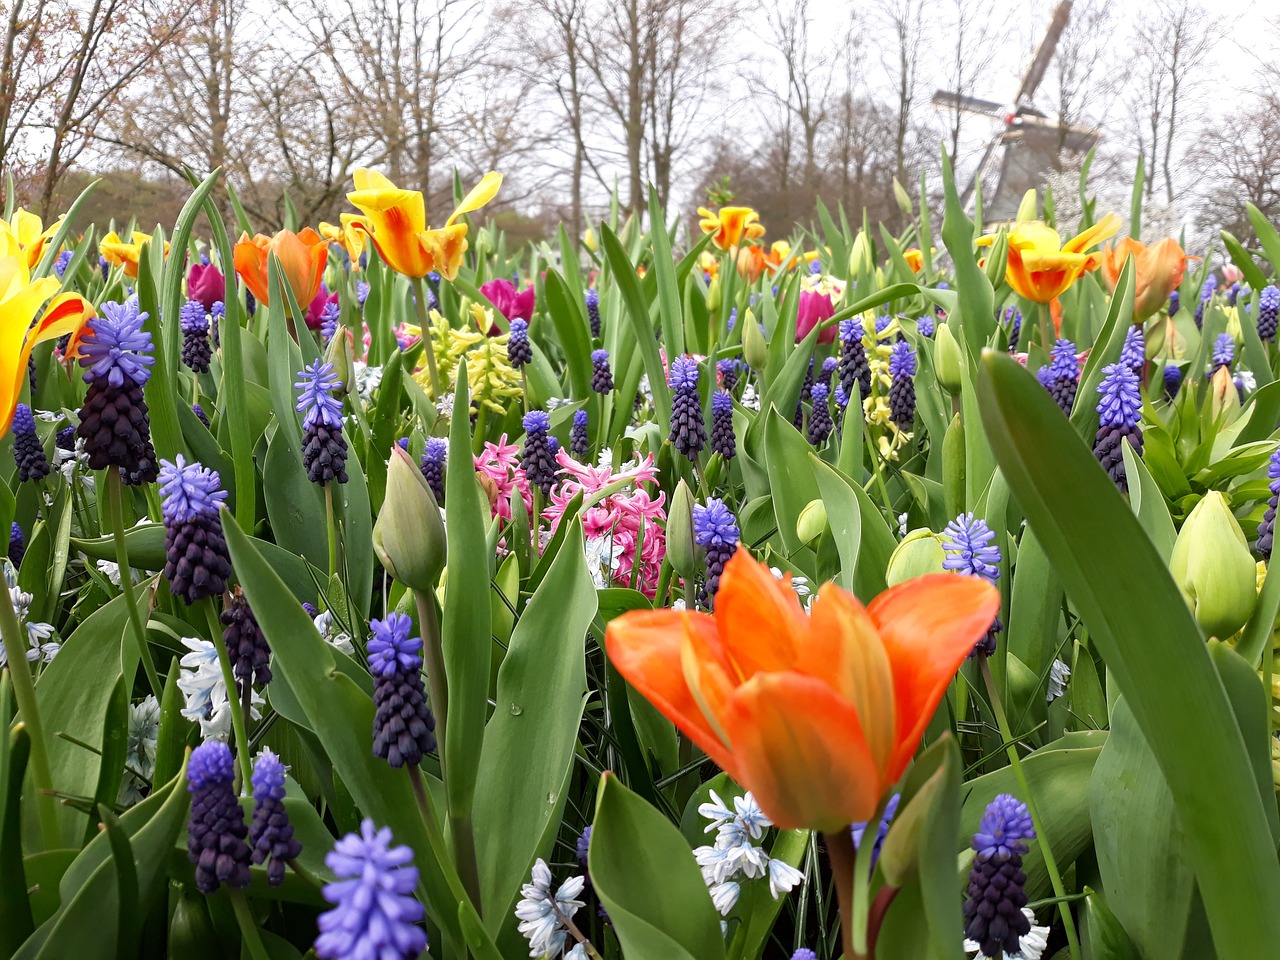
[
  {"x1": 1039, "y1": 0, "x2": 1113, "y2": 167},
  {"x1": 937, "y1": 0, "x2": 1004, "y2": 163},
  {"x1": 876, "y1": 0, "x2": 926, "y2": 185},
  {"x1": 1188, "y1": 92, "x2": 1280, "y2": 242}
]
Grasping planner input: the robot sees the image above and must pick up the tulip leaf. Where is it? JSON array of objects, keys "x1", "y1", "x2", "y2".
[
  {"x1": 590, "y1": 773, "x2": 726, "y2": 960},
  {"x1": 544, "y1": 269, "x2": 592, "y2": 398},
  {"x1": 762, "y1": 406, "x2": 820, "y2": 560},
  {"x1": 1006, "y1": 527, "x2": 1062, "y2": 687},
  {"x1": 1071, "y1": 258, "x2": 1134, "y2": 443},
  {"x1": 1080, "y1": 887, "x2": 1140, "y2": 960},
  {"x1": 1120, "y1": 441, "x2": 1176, "y2": 561},
  {"x1": 1, "y1": 719, "x2": 34, "y2": 954},
  {"x1": 940, "y1": 150, "x2": 995, "y2": 361},
  {"x1": 1244, "y1": 203, "x2": 1280, "y2": 280},
  {"x1": 978, "y1": 348, "x2": 1280, "y2": 954},
  {"x1": 262, "y1": 426, "x2": 327, "y2": 573},
  {"x1": 475, "y1": 518, "x2": 597, "y2": 938},
  {"x1": 648, "y1": 184, "x2": 685, "y2": 358},
  {"x1": 601, "y1": 224, "x2": 671, "y2": 428},
  {"x1": 809, "y1": 453, "x2": 894, "y2": 598}
]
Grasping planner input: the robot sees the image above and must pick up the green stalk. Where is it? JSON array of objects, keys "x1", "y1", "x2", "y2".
[
  {"x1": 324, "y1": 483, "x2": 338, "y2": 583},
  {"x1": 0, "y1": 582, "x2": 60, "y2": 849},
  {"x1": 408, "y1": 766, "x2": 481, "y2": 918},
  {"x1": 203, "y1": 601, "x2": 252, "y2": 793},
  {"x1": 411, "y1": 275, "x2": 442, "y2": 398},
  {"x1": 980, "y1": 657, "x2": 1082, "y2": 960},
  {"x1": 824, "y1": 827, "x2": 860, "y2": 960},
  {"x1": 228, "y1": 888, "x2": 271, "y2": 960},
  {"x1": 412, "y1": 589, "x2": 448, "y2": 778},
  {"x1": 105, "y1": 470, "x2": 162, "y2": 696}
]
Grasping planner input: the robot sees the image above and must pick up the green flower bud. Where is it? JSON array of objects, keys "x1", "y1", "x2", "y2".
[
  {"x1": 797, "y1": 499, "x2": 828, "y2": 546},
  {"x1": 878, "y1": 757, "x2": 948, "y2": 887},
  {"x1": 1170, "y1": 491, "x2": 1257, "y2": 638},
  {"x1": 934, "y1": 323, "x2": 964, "y2": 394},
  {"x1": 893, "y1": 178, "x2": 913, "y2": 216},
  {"x1": 1015, "y1": 189, "x2": 1038, "y2": 222},
  {"x1": 1209, "y1": 366, "x2": 1241, "y2": 425},
  {"x1": 373, "y1": 446, "x2": 446, "y2": 591},
  {"x1": 666, "y1": 479, "x2": 699, "y2": 579},
  {"x1": 886, "y1": 529, "x2": 946, "y2": 586},
  {"x1": 324, "y1": 325, "x2": 356, "y2": 398},
  {"x1": 983, "y1": 229, "x2": 1009, "y2": 290},
  {"x1": 742, "y1": 307, "x2": 768, "y2": 370},
  {"x1": 706, "y1": 276, "x2": 721, "y2": 314},
  {"x1": 849, "y1": 231, "x2": 874, "y2": 280}
]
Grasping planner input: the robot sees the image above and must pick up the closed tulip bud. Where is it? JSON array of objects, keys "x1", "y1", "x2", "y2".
[
  {"x1": 849, "y1": 231, "x2": 874, "y2": 280},
  {"x1": 934, "y1": 323, "x2": 964, "y2": 393},
  {"x1": 742, "y1": 308, "x2": 768, "y2": 369},
  {"x1": 893, "y1": 178, "x2": 913, "y2": 216},
  {"x1": 373, "y1": 446, "x2": 446, "y2": 591},
  {"x1": 1170, "y1": 491, "x2": 1257, "y2": 638},
  {"x1": 1016, "y1": 189, "x2": 1038, "y2": 222},
  {"x1": 878, "y1": 752, "x2": 951, "y2": 886},
  {"x1": 983, "y1": 230, "x2": 1009, "y2": 290},
  {"x1": 324, "y1": 326, "x2": 356, "y2": 397},
  {"x1": 666, "y1": 479, "x2": 699, "y2": 579},
  {"x1": 797, "y1": 499, "x2": 828, "y2": 546},
  {"x1": 886, "y1": 529, "x2": 947, "y2": 586},
  {"x1": 583, "y1": 227, "x2": 598, "y2": 252},
  {"x1": 476, "y1": 471, "x2": 500, "y2": 511},
  {"x1": 1208, "y1": 366, "x2": 1240, "y2": 424},
  {"x1": 706, "y1": 276, "x2": 721, "y2": 313}
]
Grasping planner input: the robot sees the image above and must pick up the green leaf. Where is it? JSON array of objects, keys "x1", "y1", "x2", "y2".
[
  {"x1": 263, "y1": 426, "x2": 327, "y2": 570},
  {"x1": 544, "y1": 269, "x2": 593, "y2": 397},
  {"x1": 1080, "y1": 887, "x2": 1140, "y2": 960},
  {"x1": 84, "y1": 678, "x2": 130, "y2": 846},
  {"x1": 762, "y1": 407, "x2": 821, "y2": 558},
  {"x1": 601, "y1": 224, "x2": 671, "y2": 428},
  {"x1": 940, "y1": 151, "x2": 995, "y2": 361},
  {"x1": 808, "y1": 454, "x2": 894, "y2": 598},
  {"x1": 648, "y1": 184, "x2": 685, "y2": 358},
  {"x1": 475, "y1": 519, "x2": 597, "y2": 937},
  {"x1": 1120, "y1": 442, "x2": 1176, "y2": 561},
  {"x1": 1206, "y1": 640, "x2": 1280, "y2": 843},
  {"x1": 1245, "y1": 203, "x2": 1280, "y2": 279},
  {"x1": 977, "y1": 349, "x2": 1280, "y2": 953},
  {"x1": 1006, "y1": 529, "x2": 1062, "y2": 681},
  {"x1": 1, "y1": 719, "x2": 34, "y2": 953},
  {"x1": 590, "y1": 773, "x2": 725, "y2": 960}
]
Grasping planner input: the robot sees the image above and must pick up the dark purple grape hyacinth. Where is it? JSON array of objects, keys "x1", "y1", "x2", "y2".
[
  {"x1": 668, "y1": 356, "x2": 706, "y2": 460},
  {"x1": 807, "y1": 383, "x2": 833, "y2": 445},
  {"x1": 888, "y1": 339, "x2": 917, "y2": 429},
  {"x1": 369, "y1": 613, "x2": 437, "y2": 768},
  {"x1": 837, "y1": 318, "x2": 871, "y2": 402},
  {"x1": 193, "y1": 403, "x2": 210, "y2": 428},
  {"x1": 8, "y1": 522, "x2": 24, "y2": 568},
  {"x1": 522, "y1": 410, "x2": 558, "y2": 496},
  {"x1": 221, "y1": 586, "x2": 272, "y2": 693},
  {"x1": 75, "y1": 299, "x2": 159, "y2": 485},
  {"x1": 717, "y1": 358, "x2": 739, "y2": 392},
  {"x1": 963, "y1": 794, "x2": 1036, "y2": 960},
  {"x1": 1194, "y1": 276, "x2": 1216, "y2": 329},
  {"x1": 249, "y1": 749, "x2": 302, "y2": 887},
  {"x1": 1004, "y1": 306, "x2": 1022, "y2": 352},
  {"x1": 419, "y1": 437, "x2": 447, "y2": 505},
  {"x1": 851, "y1": 792, "x2": 901, "y2": 871},
  {"x1": 1164, "y1": 363, "x2": 1183, "y2": 398},
  {"x1": 570, "y1": 409, "x2": 589, "y2": 458},
  {"x1": 179, "y1": 299, "x2": 212, "y2": 373},
  {"x1": 296, "y1": 360, "x2": 349, "y2": 485},
  {"x1": 1259, "y1": 285, "x2": 1279, "y2": 342},
  {"x1": 27, "y1": 354, "x2": 36, "y2": 394},
  {"x1": 314, "y1": 820, "x2": 427, "y2": 960},
  {"x1": 585, "y1": 288, "x2": 601, "y2": 338},
  {"x1": 1257, "y1": 448, "x2": 1280, "y2": 558},
  {"x1": 507, "y1": 318, "x2": 533, "y2": 368},
  {"x1": 55, "y1": 424, "x2": 75, "y2": 453},
  {"x1": 1039, "y1": 339, "x2": 1079, "y2": 417},
  {"x1": 591, "y1": 349, "x2": 614, "y2": 393},
  {"x1": 1093, "y1": 363, "x2": 1143, "y2": 492},
  {"x1": 158, "y1": 455, "x2": 232, "y2": 605},
  {"x1": 186, "y1": 741, "x2": 252, "y2": 894},
  {"x1": 12, "y1": 403, "x2": 50, "y2": 482},
  {"x1": 693, "y1": 498, "x2": 739, "y2": 609},
  {"x1": 942, "y1": 513, "x2": 1003, "y2": 657},
  {"x1": 710, "y1": 390, "x2": 736, "y2": 460}
]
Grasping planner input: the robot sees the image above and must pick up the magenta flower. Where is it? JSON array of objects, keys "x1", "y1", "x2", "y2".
[
  {"x1": 796, "y1": 290, "x2": 836, "y2": 344},
  {"x1": 304, "y1": 284, "x2": 340, "y2": 331},
  {"x1": 187, "y1": 263, "x2": 225, "y2": 313},
  {"x1": 480, "y1": 278, "x2": 536, "y2": 324}
]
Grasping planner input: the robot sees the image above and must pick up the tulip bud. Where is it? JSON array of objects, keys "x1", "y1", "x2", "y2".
[
  {"x1": 1208, "y1": 366, "x2": 1240, "y2": 424},
  {"x1": 878, "y1": 759, "x2": 948, "y2": 887},
  {"x1": 666, "y1": 479, "x2": 699, "y2": 579},
  {"x1": 583, "y1": 227, "x2": 598, "y2": 253},
  {"x1": 849, "y1": 231, "x2": 873, "y2": 280},
  {"x1": 706, "y1": 276, "x2": 721, "y2": 314},
  {"x1": 742, "y1": 308, "x2": 768, "y2": 370},
  {"x1": 797, "y1": 499, "x2": 828, "y2": 546},
  {"x1": 1134, "y1": 238, "x2": 1191, "y2": 321},
  {"x1": 886, "y1": 529, "x2": 947, "y2": 586},
  {"x1": 893, "y1": 178, "x2": 913, "y2": 216},
  {"x1": 1170, "y1": 491, "x2": 1257, "y2": 638},
  {"x1": 476, "y1": 471, "x2": 500, "y2": 512},
  {"x1": 325, "y1": 325, "x2": 356, "y2": 397},
  {"x1": 373, "y1": 446, "x2": 446, "y2": 591},
  {"x1": 934, "y1": 323, "x2": 964, "y2": 394},
  {"x1": 983, "y1": 230, "x2": 1009, "y2": 290},
  {"x1": 1016, "y1": 189, "x2": 1038, "y2": 222}
]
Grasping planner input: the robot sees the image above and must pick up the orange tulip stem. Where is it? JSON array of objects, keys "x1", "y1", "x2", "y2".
[
  {"x1": 411, "y1": 275, "x2": 443, "y2": 398},
  {"x1": 824, "y1": 827, "x2": 871, "y2": 960}
]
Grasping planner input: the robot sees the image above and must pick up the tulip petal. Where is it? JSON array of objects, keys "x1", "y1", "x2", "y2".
[
  {"x1": 233, "y1": 233, "x2": 271, "y2": 307},
  {"x1": 723, "y1": 672, "x2": 881, "y2": 831},
  {"x1": 446, "y1": 172, "x2": 503, "y2": 226},
  {"x1": 868, "y1": 573, "x2": 1000, "y2": 781},
  {"x1": 605, "y1": 610, "x2": 740, "y2": 778},
  {"x1": 1063, "y1": 212, "x2": 1121, "y2": 254},
  {"x1": 713, "y1": 548, "x2": 806, "y2": 680}
]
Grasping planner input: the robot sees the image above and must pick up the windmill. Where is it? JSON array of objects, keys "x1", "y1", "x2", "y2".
[{"x1": 931, "y1": 0, "x2": 1101, "y2": 222}]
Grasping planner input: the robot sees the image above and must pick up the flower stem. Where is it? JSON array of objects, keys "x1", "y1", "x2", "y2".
[
  {"x1": 979, "y1": 656, "x2": 1082, "y2": 960},
  {"x1": 408, "y1": 765, "x2": 481, "y2": 916},
  {"x1": 412, "y1": 275, "x2": 442, "y2": 398},
  {"x1": 228, "y1": 888, "x2": 271, "y2": 960},
  {"x1": 411, "y1": 588, "x2": 448, "y2": 779},
  {"x1": 105, "y1": 469, "x2": 162, "y2": 696},
  {"x1": 0, "y1": 581, "x2": 60, "y2": 849},
  {"x1": 553, "y1": 899, "x2": 605, "y2": 960},
  {"x1": 203, "y1": 600, "x2": 252, "y2": 793},
  {"x1": 324, "y1": 482, "x2": 338, "y2": 583},
  {"x1": 823, "y1": 828, "x2": 860, "y2": 960}
]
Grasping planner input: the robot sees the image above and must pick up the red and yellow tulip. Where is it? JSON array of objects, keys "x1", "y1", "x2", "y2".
[
  {"x1": 903, "y1": 248, "x2": 925, "y2": 273},
  {"x1": 347, "y1": 169, "x2": 502, "y2": 280},
  {"x1": 100, "y1": 229, "x2": 168, "y2": 280},
  {"x1": 605, "y1": 548, "x2": 999, "y2": 831},
  {"x1": 978, "y1": 214, "x2": 1120, "y2": 303},
  {"x1": 1099, "y1": 236, "x2": 1194, "y2": 321},
  {"x1": 233, "y1": 228, "x2": 329, "y2": 310},
  {"x1": 698, "y1": 205, "x2": 765, "y2": 251},
  {"x1": 0, "y1": 240, "x2": 94, "y2": 436}
]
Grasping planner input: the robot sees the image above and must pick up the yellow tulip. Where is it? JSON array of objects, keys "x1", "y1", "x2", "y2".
[
  {"x1": 100, "y1": 229, "x2": 168, "y2": 280},
  {"x1": 697, "y1": 206, "x2": 765, "y2": 251},
  {"x1": 977, "y1": 214, "x2": 1120, "y2": 303},
  {"x1": 3, "y1": 209, "x2": 60, "y2": 272},
  {"x1": 347, "y1": 169, "x2": 502, "y2": 280},
  {"x1": 319, "y1": 213, "x2": 369, "y2": 266}
]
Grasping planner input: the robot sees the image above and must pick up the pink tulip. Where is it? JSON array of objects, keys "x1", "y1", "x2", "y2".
[
  {"x1": 304, "y1": 283, "x2": 340, "y2": 331},
  {"x1": 480, "y1": 278, "x2": 535, "y2": 324},
  {"x1": 187, "y1": 263, "x2": 225, "y2": 313},
  {"x1": 796, "y1": 290, "x2": 836, "y2": 344}
]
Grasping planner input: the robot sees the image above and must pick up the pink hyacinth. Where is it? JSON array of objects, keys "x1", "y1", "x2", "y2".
[{"x1": 474, "y1": 434, "x2": 533, "y2": 522}]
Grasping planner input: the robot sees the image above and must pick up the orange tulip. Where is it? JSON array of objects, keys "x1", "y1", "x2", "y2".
[
  {"x1": 978, "y1": 213, "x2": 1120, "y2": 303},
  {"x1": 1099, "y1": 236, "x2": 1194, "y2": 320},
  {"x1": 903, "y1": 248, "x2": 924, "y2": 273},
  {"x1": 605, "y1": 548, "x2": 999, "y2": 831},
  {"x1": 698, "y1": 206, "x2": 765, "y2": 251},
  {"x1": 347, "y1": 169, "x2": 502, "y2": 280},
  {"x1": 100, "y1": 229, "x2": 168, "y2": 280},
  {"x1": 233, "y1": 228, "x2": 328, "y2": 310},
  {"x1": 736, "y1": 245, "x2": 767, "y2": 283}
]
